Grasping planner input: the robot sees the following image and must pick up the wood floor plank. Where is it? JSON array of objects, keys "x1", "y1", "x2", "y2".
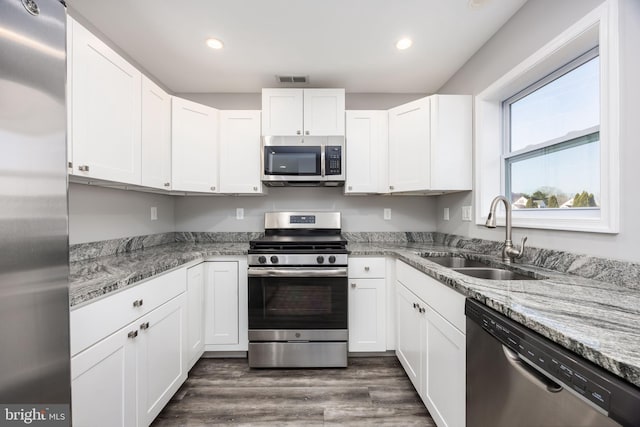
[{"x1": 153, "y1": 357, "x2": 435, "y2": 426}]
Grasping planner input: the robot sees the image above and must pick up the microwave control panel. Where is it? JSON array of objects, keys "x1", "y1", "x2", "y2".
[{"x1": 325, "y1": 146, "x2": 342, "y2": 175}]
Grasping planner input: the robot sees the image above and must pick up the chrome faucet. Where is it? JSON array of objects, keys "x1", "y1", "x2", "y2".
[{"x1": 485, "y1": 195, "x2": 527, "y2": 264}]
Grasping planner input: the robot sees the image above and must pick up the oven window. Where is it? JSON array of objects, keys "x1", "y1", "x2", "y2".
[
  {"x1": 248, "y1": 276, "x2": 347, "y2": 330},
  {"x1": 265, "y1": 285, "x2": 332, "y2": 316},
  {"x1": 265, "y1": 146, "x2": 321, "y2": 175}
]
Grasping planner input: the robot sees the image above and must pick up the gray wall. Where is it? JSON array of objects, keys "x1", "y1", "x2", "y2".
[
  {"x1": 436, "y1": 0, "x2": 640, "y2": 263},
  {"x1": 176, "y1": 93, "x2": 427, "y2": 110},
  {"x1": 174, "y1": 187, "x2": 437, "y2": 233},
  {"x1": 68, "y1": 184, "x2": 176, "y2": 244}
]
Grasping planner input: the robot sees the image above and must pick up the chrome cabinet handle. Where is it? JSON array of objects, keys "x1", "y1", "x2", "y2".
[
  {"x1": 419, "y1": 307, "x2": 426, "y2": 314},
  {"x1": 140, "y1": 322, "x2": 150, "y2": 330},
  {"x1": 253, "y1": 186, "x2": 258, "y2": 191},
  {"x1": 351, "y1": 283, "x2": 356, "y2": 288},
  {"x1": 389, "y1": 185, "x2": 394, "y2": 190},
  {"x1": 348, "y1": 186, "x2": 353, "y2": 191},
  {"x1": 128, "y1": 330, "x2": 138, "y2": 339},
  {"x1": 364, "y1": 266, "x2": 370, "y2": 272},
  {"x1": 78, "y1": 165, "x2": 89, "y2": 172},
  {"x1": 164, "y1": 182, "x2": 171, "y2": 187},
  {"x1": 413, "y1": 302, "x2": 418, "y2": 309},
  {"x1": 68, "y1": 162, "x2": 73, "y2": 169},
  {"x1": 210, "y1": 186, "x2": 216, "y2": 191},
  {"x1": 133, "y1": 299, "x2": 143, "y2": 308},
  {"x1": 305, "y1": 130, "x2": 310, "y2": 135},
  {"x1": 296, "y1": 130, "x2": 301, "y2": 135}
]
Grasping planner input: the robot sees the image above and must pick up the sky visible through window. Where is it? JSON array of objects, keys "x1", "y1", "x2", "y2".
[{"x1": 508, "y1": 56, "x2": 600, "y2": 207}]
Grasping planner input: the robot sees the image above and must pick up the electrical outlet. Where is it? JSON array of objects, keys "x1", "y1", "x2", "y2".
[
  {"x1": 462, "y1": 206, "x2": 472, "y2": 222},
  {"x1": 443, "y1": 207, "x2": 450, "y2": 221},
  {"x1": 236, "y1": 208, "x2": 244, "y2": 220},
  {"x1": 383, "y1": 208, "x2": 391, "y2": 220},
  {"x1": 150, "y1": 207, "x2": 158, "y2": 221}
]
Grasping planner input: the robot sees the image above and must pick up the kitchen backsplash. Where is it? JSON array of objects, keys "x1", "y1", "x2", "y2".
[{"x1": 69, "y1": 231, "x2": 640, "y2": 289}]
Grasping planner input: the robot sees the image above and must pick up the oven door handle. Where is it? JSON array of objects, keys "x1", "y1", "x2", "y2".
[{"x1": 248, "y1": 267, "x2": 348, "y2": 278}]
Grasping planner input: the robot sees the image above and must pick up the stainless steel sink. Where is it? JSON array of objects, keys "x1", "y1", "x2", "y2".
[
  {"x1": 452, "y1": 268, "x2": 538, "y2": 280},
  {"x1": 423, "y1": 256, "x2": 487, "y2": 268}
]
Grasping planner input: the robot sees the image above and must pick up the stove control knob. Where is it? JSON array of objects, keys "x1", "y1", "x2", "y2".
[
  {"x1": 328, "y1": 256, "x2": 336, "y2": 264},
  {"x1": 258, "y1": 256, "x2": 267, "y2": 264},
  {"x1": 270, "y1": 256, "x2": 279, "y2": 264},
  {"x1": 317, "y1": 256, "x2": 325, "y2": 264}
]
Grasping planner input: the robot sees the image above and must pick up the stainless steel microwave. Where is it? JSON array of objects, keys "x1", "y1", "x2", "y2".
[{"x1": 261, "y1": 136, "x2": 345, "y2": 186}]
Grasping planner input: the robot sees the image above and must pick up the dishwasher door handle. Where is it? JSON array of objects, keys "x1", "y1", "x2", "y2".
[{"x1": 503, "y1": 345, "x2": 563, "y2": 393}]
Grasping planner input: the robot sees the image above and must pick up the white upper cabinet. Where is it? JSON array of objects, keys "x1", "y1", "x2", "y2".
[
  {"x1": 69, "y1": 17, "x2": 142, "y2": 184},
  {"x1": 261, "y1": 89, "x2": 304, "y2": 136},
  {"x1": 219, "y1": 110, "x2": 265, "y2": 194},
  {"x1": 141, "y1": 76, "x2": 172, "y2": 190},
  {"x1": 345, "y1": 111, "x2": 388, "y2": 194},
  {"x1": 303, "y1": 89, "x2": 345, "y2": 136},
  {"x1": 262, "y1": 88, "x2": 345, "y2": 136},
  {"x1": 388, "y1": 95, "x2": 471, "y2": 194},
  {"x1": 388, "y1": 97, "x2": 431, "y2": 193},
  {"x1": 171, "y1": 97, "x2": 219, "y2": 193}
]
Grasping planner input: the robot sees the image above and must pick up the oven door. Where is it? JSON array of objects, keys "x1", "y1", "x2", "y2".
[{"x1": 248, "y1": 267, "x2": 348, "y2": 330}]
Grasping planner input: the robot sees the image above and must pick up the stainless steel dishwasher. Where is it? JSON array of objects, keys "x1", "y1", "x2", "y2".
[{"x1": 465, "y1": 299, "x2": 640, "y2": 427}]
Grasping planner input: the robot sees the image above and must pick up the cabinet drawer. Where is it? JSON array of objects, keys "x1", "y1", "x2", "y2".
[
  {"x1": 348, "y1": 257, "x2": 386, "y2": 278},
  {"x1": 70, "y1": 268, "x2": 187, "y2": 356},
  {"x1": 396, "y1": 260, "x2": 465, "y2": 333}
]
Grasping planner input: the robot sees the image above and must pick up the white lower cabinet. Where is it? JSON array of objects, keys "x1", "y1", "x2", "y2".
[
  {"x1": 70, "y1": 268, "x2": 188, "y2": 427},
  {"x1": 137, "y1": 294, "x2": 187, "y2": 426},
  {"x1": 71, "y1": 323, "x2": 137, "y2": 427},
  {"x1": 395, "y1": 260, "x2": 466, "y2": 427},
  {"x1": 204, "y1": 259, "x2": 248, "y2": 351},
  {"x1": 348, "y1": 257, "x2": 387, "y2": 352},
  {"x1": 186, "y1": 263, "x2": 205, "y2": 369}
]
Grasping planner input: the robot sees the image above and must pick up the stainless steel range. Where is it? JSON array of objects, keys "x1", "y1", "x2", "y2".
[{"x1": 247, "y1": 212, "x2": 349, "y2": 368}]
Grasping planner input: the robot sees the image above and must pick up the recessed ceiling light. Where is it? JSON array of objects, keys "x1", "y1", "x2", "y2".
[
  {"x1": 206, "y1": 38, "x2": 224, "y2": 50},
  {"x1": 396, "y1": 38, "x2": 412, "y2": 50}
]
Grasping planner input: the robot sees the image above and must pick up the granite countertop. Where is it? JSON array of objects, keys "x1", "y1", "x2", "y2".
[{"x1": 69, "y1": 240, "x2": 640, "y2": 389}]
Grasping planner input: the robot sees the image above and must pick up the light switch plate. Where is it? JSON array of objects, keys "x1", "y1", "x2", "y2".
[
  {"x1": 462, "y1": 206, "x2": 472, "y2": 221},
  {"x1": 443, "y1": 207, "x2": 450, "y2": 221},
  {"x1": 150, "y1": 207, "x2": 158, "y2": 221},
  {"x1": 383, "y1": 208, "x2": 391, "y2": 220},
  {"x1": 236, "y1": 208, "x2": 244, "y2": 220}
]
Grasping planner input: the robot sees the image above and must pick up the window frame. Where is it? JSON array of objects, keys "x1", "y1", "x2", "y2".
[
  {"x1": 502, "y1": 47, "x2": 601, "y2": 212},
  {"x1": 473, "y1": 0, "x2": 619, "y2": 233}
]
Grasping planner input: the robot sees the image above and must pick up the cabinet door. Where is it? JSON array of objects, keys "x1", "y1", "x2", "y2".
[
  {"x1": 388, "y1": 97, "x2": 430, "y2": 193},
  {"x1": 137, "y1": 294, "x2": 187, "y2": 427},
  {"x1": 171, "y1": 97, "x2": 219, "y2": 192},
  {"x1": 349, "y1": 278, "x2": 386, "y2": 352},
  {"x1": 345, "y1": 111, "x2": 388, "y2": 193},
  {"x1": 71, "y1": 326, "x2": 137, "y2": 427},
  {"x1": 205, "y1": 262, "x2": 239, "y2": 345},
  {"x1": 395, "y1": 282, "x2": 425, "y2": 392},
  {"x1": 430, "y1": 95, "x2": 472, "y2": 191},
  {"x1": 187, "y1": 264, "x2": 205, "y2": 369},
  {"x1": 424, "y1": 307, "x2": 466, "y2": 427},
  {"x1": 141, "y1": 76, "x2": 172, "y2": 190},
  {"x1": 303, "y1": 89, "x2": 345, "y2": 136},
  {"x1": 261, "y1": 89, "x2": 303, "y2": 135},
  {"x1": 219, "y1": 110, "x2": 264, "y2": 194},
  {"x1": 70, "y1": 18, "x2": 142, "y2": 184}
]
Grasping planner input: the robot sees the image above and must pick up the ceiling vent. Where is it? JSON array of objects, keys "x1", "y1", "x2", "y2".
[{"x1": 276, "y1": 75, "x2": 308, "y2": 84}]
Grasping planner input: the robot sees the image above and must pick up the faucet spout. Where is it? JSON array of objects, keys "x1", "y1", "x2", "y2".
[{"x1": 485, "y1": 195, "x2": 526, "y2": 263}]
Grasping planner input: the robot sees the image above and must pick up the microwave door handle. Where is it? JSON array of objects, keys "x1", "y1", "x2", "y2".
[{"x1": 320, "y1": 144, "x2": 326, "y2": 177}]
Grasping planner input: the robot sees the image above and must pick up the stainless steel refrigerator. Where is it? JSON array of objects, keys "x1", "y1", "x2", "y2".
[{"x1": 0, "y1": 0, "x2": 71, "y2": 422}]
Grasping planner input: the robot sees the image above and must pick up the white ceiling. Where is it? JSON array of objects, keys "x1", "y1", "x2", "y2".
[{"x1": 67, "y1": 0, "x2": 527, "y2": 94}]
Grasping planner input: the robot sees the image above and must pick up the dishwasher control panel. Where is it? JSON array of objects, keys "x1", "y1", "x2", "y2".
[{"x1": 465, "y1": 299, "x2": 640, "y2": 427}]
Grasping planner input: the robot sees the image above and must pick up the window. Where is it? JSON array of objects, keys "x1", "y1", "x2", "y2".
[
  {"x1": 474, "y1": 0, "x2": 619, "y2": 233},
  {"x1": 503, "y1": 49, "x2": 600, "y2": 211}
]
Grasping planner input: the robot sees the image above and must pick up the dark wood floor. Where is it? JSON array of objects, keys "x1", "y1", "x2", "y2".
[{"x1": 153, "y1": 357, "x2": 436, "y2": 426}]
